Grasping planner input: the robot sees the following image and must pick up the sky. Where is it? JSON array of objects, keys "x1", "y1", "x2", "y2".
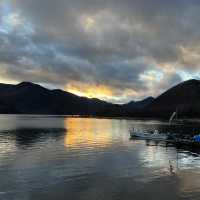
[{"x1": 0, "y1": 0, "x2": 200, "y2": 103}]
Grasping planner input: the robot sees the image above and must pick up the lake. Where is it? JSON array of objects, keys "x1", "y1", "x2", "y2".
[{"x1": 1, "y1": 115, "x2": 200, "y2": 200}]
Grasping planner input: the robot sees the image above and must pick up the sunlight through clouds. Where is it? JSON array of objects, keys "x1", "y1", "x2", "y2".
[
  {"x1": 0, "y1": 0, "x2": 200, "y2": 102},
  {"x1": 66, "y1": 82, "x2": 114, "y2": 99},
  {"x1": 81, "y1": 15, "x2": 96, "y2": 31}
]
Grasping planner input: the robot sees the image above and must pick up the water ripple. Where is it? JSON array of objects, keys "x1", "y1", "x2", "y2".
[{"x1": 0, "y1": 116, "x2": 200, "y2": 199}]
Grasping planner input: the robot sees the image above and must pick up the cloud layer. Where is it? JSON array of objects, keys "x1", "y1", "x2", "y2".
[{"x1": 0, "y1": 0, "x2": 200, "y2": 102}]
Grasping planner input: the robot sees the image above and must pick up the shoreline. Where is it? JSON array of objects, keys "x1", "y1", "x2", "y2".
[{"x1": 0, "y1": 113, "x2": 200, "y2": 123}]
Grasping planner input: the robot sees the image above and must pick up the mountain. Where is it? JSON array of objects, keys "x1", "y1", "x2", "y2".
[
  {"x1": 0, "y1": 82, "x2": 119, "y2": 115},
  {"x1": 119, "y1": 97, "x2": 154, "y2": 116},
  {"x1": 0, "y1": 79, "x2": 200, "y2": 118},
  {"x1": 0, "y1": 82, "x2": 156, "y2": 116},
  {"x1": 146, "y1": 79, "x2": 200, "y2": 118},
  {"x1": 123, "y1": 97, "x2": 154, "y2": 110}
]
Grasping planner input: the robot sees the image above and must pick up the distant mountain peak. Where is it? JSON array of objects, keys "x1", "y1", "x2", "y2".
[
  {"x1": 180, "y1": 79, "x2": 200, "y2": 86},
  {"x1": 123, "y1": 96, "x2": 154, "y2": 110},
  {"x1": 17, "y1": 82, "x2": 38, "y2": 87},
  {"x1": 142, "y1": 96, "x2": 154, "y2": 101},
  {"x1": 16, "y1": 82, "x2": 47, "y2": 91},
  {"x1": 186, "y1": 78, "x2": 199, "y2": 83}
]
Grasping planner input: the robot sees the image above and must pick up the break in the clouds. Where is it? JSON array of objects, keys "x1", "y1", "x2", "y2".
[{"x1": 0, "y1": 0, "x2": 200, "y2": 103}]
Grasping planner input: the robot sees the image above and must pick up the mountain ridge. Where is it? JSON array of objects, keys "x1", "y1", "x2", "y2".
[
  {"x1": 0, "y1": 81, "x2": 151, "y2": 116},
  {"x1": 146, "y1": 79, "x2": 200, "y2": 118},
  {"x1": 0, "y1": 79, "x2": 199, "y2": 118}
]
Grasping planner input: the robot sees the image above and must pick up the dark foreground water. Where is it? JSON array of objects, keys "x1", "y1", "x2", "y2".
[{"x1": 1, "y1": 115, "x2": 200, "y2": 200}]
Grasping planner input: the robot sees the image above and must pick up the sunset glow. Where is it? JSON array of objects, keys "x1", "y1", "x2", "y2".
[
  {"x1": 0, "y1": 0, "x2": 200, "y2": 103},
  {"x1": 65, "y1": 82, "x2": 114, "y2": 99}
]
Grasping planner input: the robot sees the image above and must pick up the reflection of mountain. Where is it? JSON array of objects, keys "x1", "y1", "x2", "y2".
[
  {"x1": 64, "y1": 118, "x2": 113, "y2": 149},
  {"x1": 5, "y1": 128, "x2": 66, "y2": 149}
]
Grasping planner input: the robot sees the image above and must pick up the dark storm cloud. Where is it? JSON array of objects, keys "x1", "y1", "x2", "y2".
[{"x1": 0, "y1": 0, "x2": 200, "y2": 102}]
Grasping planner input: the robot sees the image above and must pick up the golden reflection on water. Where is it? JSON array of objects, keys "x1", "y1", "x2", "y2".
[{"x1": 64, "y1": 118, "x2": 115, "y2": 149}]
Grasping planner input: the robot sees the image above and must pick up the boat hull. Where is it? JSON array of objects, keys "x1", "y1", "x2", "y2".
[{"x1": 130, "y1": 131, "x2": 168, "y2": 141}]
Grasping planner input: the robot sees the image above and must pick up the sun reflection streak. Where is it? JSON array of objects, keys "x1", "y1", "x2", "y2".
[{"x1": 64, "y1": 118, "x2": 114, "y2": 150}]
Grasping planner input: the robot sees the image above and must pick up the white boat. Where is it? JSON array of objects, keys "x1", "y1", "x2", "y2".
[{"x1": 130, "y1": 129, "x2": 168, "y2": 140}]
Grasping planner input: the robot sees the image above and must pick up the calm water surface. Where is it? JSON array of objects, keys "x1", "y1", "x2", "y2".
[{"x1": 1, "y1": 115, "x2": 200, "y2": 200}]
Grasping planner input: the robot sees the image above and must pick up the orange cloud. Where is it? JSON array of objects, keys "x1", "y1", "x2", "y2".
[
  {"x1": 65, "y1": 81, "x2": 141, "y2": 103},
  {"x1": 65, "y1": 82, "x2": 114, "y2": 99}
]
